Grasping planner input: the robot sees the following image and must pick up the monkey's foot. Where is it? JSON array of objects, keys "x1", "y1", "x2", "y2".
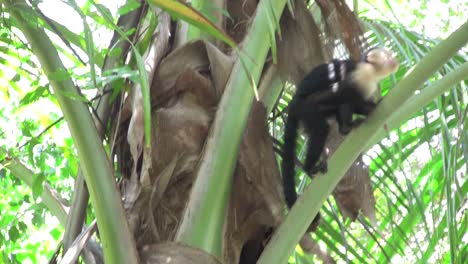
[
  {"x1": 340, "y1": 118, "x2": 368, "y2": 135},
  {"x1": 352, "y1": 118, "x2": 366, "y2": 128},
  {"x1": 309, "y1": 161, "x2": 328, "y2": 175},
  {"x1": 339, "y1": 125, "x2": 352, "y2": 135}
]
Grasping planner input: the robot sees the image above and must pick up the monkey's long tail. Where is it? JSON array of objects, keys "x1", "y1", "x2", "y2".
[{"x1": 282, "y1": 108, "x2": 299, "y2": 209}]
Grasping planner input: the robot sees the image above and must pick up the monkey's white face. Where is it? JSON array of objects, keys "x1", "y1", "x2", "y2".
[
  {"x1": 366, "y1": 48, "x2": 399, "y2": 77},
  {"x1": 353, "y1": 48, "x2": 399, "y2": 99}
]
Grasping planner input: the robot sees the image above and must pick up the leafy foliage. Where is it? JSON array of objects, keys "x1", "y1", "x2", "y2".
[
  {"x1": 0, "y1": 0, "x2": 466, "y2": 263},
  {"x1": 273, "y1": 15, "x2": 467, "y2": 264}
]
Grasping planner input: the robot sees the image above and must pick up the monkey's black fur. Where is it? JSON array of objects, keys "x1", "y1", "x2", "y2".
[{"x1": 281, "y1": 48, "x2": 398, "y2": 231}]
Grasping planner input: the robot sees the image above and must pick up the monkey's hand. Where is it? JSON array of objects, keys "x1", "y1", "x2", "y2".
[{"x1": 308, "y1": 161, "x2": 328, "y2": 175}]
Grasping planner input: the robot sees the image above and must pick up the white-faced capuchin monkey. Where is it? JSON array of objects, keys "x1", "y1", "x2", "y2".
[{"x1": 281, "y1": 47, "x2": 399, "y2": 231}]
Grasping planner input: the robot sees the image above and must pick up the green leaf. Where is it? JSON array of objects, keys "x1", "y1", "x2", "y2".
[
  {"x1": 19, "y1": 86, "x2": 50, "y2": 106},
  {"x1": 11, "y1": 74, "x2": 20, "y2": 82},
  {"x1": 26, "y1": 138, "x2": 41, "y2": 166},
  {"x1": 94, "y1": 4, "x2": 113, "y2": 21},
  {"x1": 17, "y1": 221, "x2": 27, "y2": 232},
  {"x1": 32, "y1": 209, "x2": 44, "y2": 227},
  {"x1": 50, "y1": 227, "x2": 61, "y2": 241},
  {"x1": 118, "y1": 0, "x2": 141, "y2": 15},
  {"x1": 32, "y1": 173, "x2": 45, "y2": 200},
  {"x1": 8, "y1": 200, "x2": 19, "y2": 207},
  {"x1": 148, "y1": 0, "x2": 236, "y2": 48},
  {"x1": 8, "y1": 226, "x2": 19, "y2": 242},
  {"x1": 19, "y1": 120, "x2": 36, "y2": 138}
]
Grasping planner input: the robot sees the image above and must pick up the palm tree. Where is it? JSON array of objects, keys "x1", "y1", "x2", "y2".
[{"x1": 0, "y1": 0, "x2": 466, "y2": 263}]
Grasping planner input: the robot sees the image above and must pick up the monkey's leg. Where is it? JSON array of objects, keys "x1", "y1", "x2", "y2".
[
  {"x1": 301, "y1": 106, "x2": 330, "y2": 175},
  {"x1": 348, "y1": 100, "x2": 378, "y2": 128},
  {"x1": 337, "y1": 103, "x2": 354, "y2": 134}
]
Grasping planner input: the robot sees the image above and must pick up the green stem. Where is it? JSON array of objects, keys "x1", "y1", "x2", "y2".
[
  {"x1": 4, "y1": 1, "x2": 139, "y2": 263},
  {"x1": 175, "y1": 0, "x2": 288, "y2": 257}
]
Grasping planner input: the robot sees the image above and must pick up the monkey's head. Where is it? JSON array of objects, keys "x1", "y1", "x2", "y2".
[{"x1": 364, "y1": 48, "x2": 399, "y2": 78}]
